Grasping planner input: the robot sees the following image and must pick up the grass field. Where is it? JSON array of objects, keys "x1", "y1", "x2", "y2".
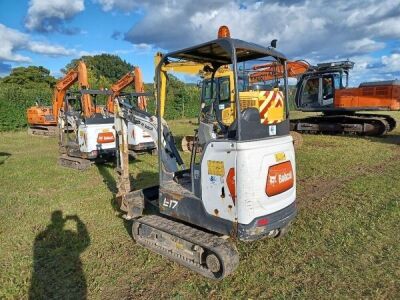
[{"x1": 1, "y1": 113, "x2": 400, "y2": 299}]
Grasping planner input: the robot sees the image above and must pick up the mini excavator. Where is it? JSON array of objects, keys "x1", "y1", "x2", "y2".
[
  {"x1": 26, "y1": 64, "x2": 81, "y2": 136},
  {"x1": 113, "y1": 26, "x2": 297, "y2": 279},
  {"x1": 106, "y1": 67, "x2": 155, "y2": 156},
  {"x1": 58, "y1": 62, "x2": 116, "y2": 170}
]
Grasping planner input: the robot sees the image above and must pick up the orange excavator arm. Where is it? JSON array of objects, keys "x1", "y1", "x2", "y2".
[
  {"x1": 52, "y1": 69, "x2": 78, "y2": 120},
  {"x1": 52, "y1": 60, "x2": 95, "y2": 119},
  {"x1": 77, "y1": 61, "x2": 97, "y2": 118},
  {"x1": 134, "y1": 67, "x2": 147, "y2": 111},
  {"x1": 106, "y1": 67, "x2": 148, "y2": 114},
  {"x1": 249, "y1": 60, "x2": 310, "y2": 83}
]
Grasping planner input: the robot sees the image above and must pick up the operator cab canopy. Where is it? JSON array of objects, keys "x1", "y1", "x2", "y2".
[
  {"x1": 157, "y1": 36, "x2": 290, "y2": 141},
  {"x1": 163, "y1": 37, "x2": 287, "y2": 67}
]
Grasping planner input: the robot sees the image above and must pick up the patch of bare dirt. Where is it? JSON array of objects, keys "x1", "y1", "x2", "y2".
[{"x1": 297, "y1": 150, "x2": 400, "y2": 210}]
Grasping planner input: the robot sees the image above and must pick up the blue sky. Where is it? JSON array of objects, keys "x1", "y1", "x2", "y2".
[
  {"x1": 0, "y1": 0, "x2": 400, "y2": 84},
  {"x1": 0, "y1": 0, "x2": 158, "y2": 81}
]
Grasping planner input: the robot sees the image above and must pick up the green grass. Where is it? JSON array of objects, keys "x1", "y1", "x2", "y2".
[{"x1": 1, "y1": 114, "x2": 400, "y2": 299}]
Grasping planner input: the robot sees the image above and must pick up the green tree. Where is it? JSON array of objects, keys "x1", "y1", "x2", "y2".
[
  {"x1": 63, "y1": 54, "x2": 134, "y2": 84},
  {"x1": 1, "y1": 66, "x2": 55, "y2": 88}
]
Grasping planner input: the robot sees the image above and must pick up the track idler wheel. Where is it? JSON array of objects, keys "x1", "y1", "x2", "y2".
[{"x1": 205, "y1": 253, "x2": 221, "y2": 273}]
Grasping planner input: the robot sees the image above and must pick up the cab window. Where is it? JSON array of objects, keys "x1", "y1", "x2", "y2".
[
  {"x1": 218, "y1": 77, "x2": 230, "y2": 103},
  {"x1": 322, "y1": 76, "x2": 334, "y2": 99},
  {"x1": 302, "y1": 77, "x2": 319, "y2": 104},
  {"x1": 203, "y1": 79, "x2": 216, "y2": 106}
]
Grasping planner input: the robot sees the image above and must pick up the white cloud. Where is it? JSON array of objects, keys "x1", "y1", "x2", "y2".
[
  {"x1": 381, "y1": 53, "x2": 400, "y2": 73},
  {"x1": 93, "y1": 0, "x2": 137, "y2": 12},
  {"x1": 344, "y1": 38, "x2": 385, "y2": 54},
  {"x1": 0, "y1": 23, "x2": 75, "y2": 63},
  {"x1": 119, "y1": 0, "x2": 400, "y2": 84},
  {"x1": 366, "y1": 17, "x2": 400, "y2": 38},
  {"x1": 123, "y1": 0, "x2": 399, "y2": 58},
  {"x1": 25, "y1": 0, "x2": 84, "y2": 33},
  {"x1": 28, "y1": 41, "x2": 74, "y2": 56}
]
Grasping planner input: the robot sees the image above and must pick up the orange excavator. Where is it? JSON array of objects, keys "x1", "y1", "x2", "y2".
[
  {"x1": 250, "y1": 60, "x2": 399, "y2": 136},
  {"x1": 26, "y1": 61, "x2": 95, "y2": 136},
  {"x1": 27, "y1": 64, "x2": 76, "y2": 136},
  {"x1": 291, "y1": 61, "x2": 399, "y2": 136}
]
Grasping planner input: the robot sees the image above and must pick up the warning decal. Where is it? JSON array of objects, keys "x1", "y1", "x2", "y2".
[{"x1": 207, "y1": 160, "x2": 225, "y2": 176}]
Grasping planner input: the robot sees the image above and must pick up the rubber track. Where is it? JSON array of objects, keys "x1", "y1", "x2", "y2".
[
  {"x1": 356, "y1": 113, "x2": 397, "y2": 132},
  {"x1": 132, "y1": 215, "x2": 239, "y2": 279},
  {"x1": 28, "y1": 126, "x2": 58, "y2": 137},
  {"x1": 290, "y1": 115, "x2": 391, "y2": 136},
  {"x1": 58, "y1": 154, "x2": 92, "y2": 171}
]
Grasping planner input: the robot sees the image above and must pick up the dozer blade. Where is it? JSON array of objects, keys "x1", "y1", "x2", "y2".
[
  {"x1": 132, "y1": 215, "x2": 239, "y2": 280},
  {"x1": 181, "y1": 135, "x2": 195, "y2": 153},
  {"x1": 181, "y1": 135, "x2": 202, "y2": 153},
  {"x1": 58, "y1": 154, "x2": 93, "y2": 171}
]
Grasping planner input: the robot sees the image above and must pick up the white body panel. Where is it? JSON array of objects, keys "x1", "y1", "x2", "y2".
[
  {"x1": 236, "y1": 135, "x2": 296, "y2": 224},
  {"x1": 78, "y1": 123, "x2": 115, "y2": 154},
  {"x1": 78, "y1": 121, "x2": 154, "y2": 156},
  {"x1": 201, "y1": 141, "x2": 237, "y2": 222},
  {"x1": 201, "y1": 135, "x2": 296, "y2": 225},
  {"x1": 127, "y1": 122, "x2": 154, "y2": 147}
]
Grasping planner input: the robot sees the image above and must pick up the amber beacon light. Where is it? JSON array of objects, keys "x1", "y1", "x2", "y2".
[{"x1": 218, "y1": 25, "x2": 230, "y2": 38}]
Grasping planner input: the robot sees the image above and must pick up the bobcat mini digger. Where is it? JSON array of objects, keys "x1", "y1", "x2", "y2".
[{"x1": 114, "y1": 26, "x2": 297, "y2": 279}]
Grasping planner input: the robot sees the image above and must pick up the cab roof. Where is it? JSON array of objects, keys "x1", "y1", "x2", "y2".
[{"x1": 165, "y1": 37, "x2": 287, "y2": 65}]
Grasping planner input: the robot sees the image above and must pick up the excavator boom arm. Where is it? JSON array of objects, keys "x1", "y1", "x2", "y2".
[
  {"x1": 249, "y1": 60, "x2": 310, "y2": 83},
  {"x1": 52, "y1": 60, "x2": 94, "y2": 120},
  {"x1": 77, "y1": 61, "x2": 96, "y2": 118},
  {"x1": 114, "y1": 97, "x2": 184, "y2": 178},
  {"x1": 106, "y1": 67, "x2": 148, "y2": 113},
  {"x1": 155, "y1": 52, "x2": 209, "y2": 117},
  {"x1": 52, "y1": 70, "x2": 78, "y2": 120}
]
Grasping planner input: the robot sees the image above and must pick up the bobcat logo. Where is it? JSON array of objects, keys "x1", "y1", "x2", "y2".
[{"x1": 269, "y1": 175, "x2": 277, "y2": 184}]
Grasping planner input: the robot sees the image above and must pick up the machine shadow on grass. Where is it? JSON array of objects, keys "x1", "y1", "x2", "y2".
[
  {"x1": 335, "y1": 133, "x2": 400, "y2": 146},
  {"x1": 366, "y1": 134, "x2": 400, "y2": 146},
  {"x1": 29, "y1": 211, "x2": 90, "y2": 300},
  {"x1": 0, "y1": 152, "x2": 11, "y2": 165},
  {"x1": 96, "y1": 162, "x2": 158, "y2": 237}
]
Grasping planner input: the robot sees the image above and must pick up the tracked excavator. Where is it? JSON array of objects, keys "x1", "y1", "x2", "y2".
[
  {"x1": 249, "y1": 59, "x2": 399, "y2": 136},
  {"x1": 26, "y1": 65, "x2": 81, "y2": 136},
  {"x1": 106, "y1": 67, "x2": 155, "y2": 156},
  {"x1": 58, "y1": 62, "x2": 116, "y2": 170},
  {"x1": 290, "y1": 61, "x2": 399, "y2": 135},
  {"x1": 113, "y1": 26, "x2": 297, "y2": 279}
]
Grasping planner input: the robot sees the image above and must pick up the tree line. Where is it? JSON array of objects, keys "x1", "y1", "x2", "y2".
[{"x1": 0, "y1": 54, "x2": 200, "y2": 131}]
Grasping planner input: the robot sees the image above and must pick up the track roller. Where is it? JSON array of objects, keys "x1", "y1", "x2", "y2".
[{"x1": 132, "y1": 215, "x2": 239, "y2": 279}]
